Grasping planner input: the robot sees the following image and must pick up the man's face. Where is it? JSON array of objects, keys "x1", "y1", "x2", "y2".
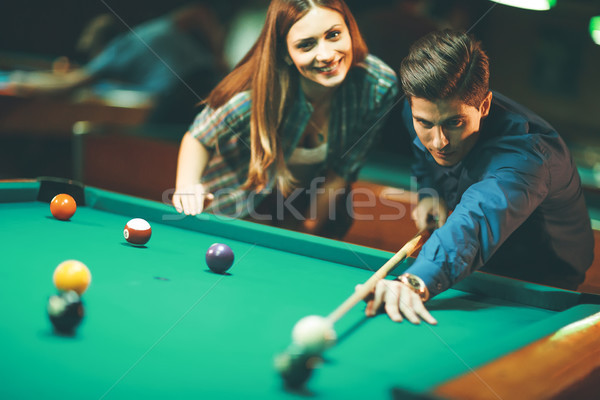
[{"x1": 410, "y1": 92, "x2": 492, "y2": 166}]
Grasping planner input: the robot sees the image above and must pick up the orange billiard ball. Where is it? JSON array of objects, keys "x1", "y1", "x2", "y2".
[
  {"x1": 50, "y1": 194, "x2": 77, "y2": 221},
  {"x1": 53, "y1": 260, "x2": 92, "y2": 295}
]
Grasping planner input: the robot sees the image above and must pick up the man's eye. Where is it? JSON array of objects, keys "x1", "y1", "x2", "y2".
[
  {"x1": 445, "y1": 119, "x2": 463, "y2": 128},
  {"x1": 419, "y1": 120, "x2": 433, "y2": 129}
]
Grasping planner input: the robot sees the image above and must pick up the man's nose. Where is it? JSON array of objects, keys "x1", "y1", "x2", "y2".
[{"x1": 431, "y1": 126, "x2": 449, "y2": 150}]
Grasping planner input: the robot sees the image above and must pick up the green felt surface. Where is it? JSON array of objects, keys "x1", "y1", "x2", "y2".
[{"x1": 1, "y1": 182, "x2": 599, "y2": 400}]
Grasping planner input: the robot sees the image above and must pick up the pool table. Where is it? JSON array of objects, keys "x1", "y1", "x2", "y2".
[{"x1": 1, "y1": 179, "x2": 599, "y2": 400}]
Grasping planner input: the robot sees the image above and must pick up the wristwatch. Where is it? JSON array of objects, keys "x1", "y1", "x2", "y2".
[{"x1": 398, "y1": 273, "x2": 430, "y2": 302}]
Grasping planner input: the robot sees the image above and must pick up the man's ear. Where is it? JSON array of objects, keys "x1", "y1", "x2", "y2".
[{"x1": 479, "y1": 91, "x2": 493, "y2": 118}]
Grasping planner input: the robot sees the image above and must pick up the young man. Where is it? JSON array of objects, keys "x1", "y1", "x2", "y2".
[{"x1": 366, "y1": 30, "x2": 594, "y2": 325}]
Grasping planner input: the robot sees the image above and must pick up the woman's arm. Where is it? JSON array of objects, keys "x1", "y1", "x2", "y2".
[{"x1": 173, "y1": 132, "x2": 213, "y2": 215}]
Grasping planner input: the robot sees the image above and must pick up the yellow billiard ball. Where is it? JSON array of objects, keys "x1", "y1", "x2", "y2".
[{"x1": 53, "y1": 260, "x2": 91, "y2": 295}]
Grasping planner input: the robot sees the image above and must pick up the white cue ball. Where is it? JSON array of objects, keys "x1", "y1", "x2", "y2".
[{"x1": 291, "y1": 315, "x2": 337, "y2": 354}]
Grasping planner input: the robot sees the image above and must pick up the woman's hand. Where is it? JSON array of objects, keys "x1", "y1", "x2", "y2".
[
  {"x1": 174, "y1": 132, "x2": 212, "y2": 215},
  {"x1": 173, "y1": 183, "x2": 213, "y2": 215}
]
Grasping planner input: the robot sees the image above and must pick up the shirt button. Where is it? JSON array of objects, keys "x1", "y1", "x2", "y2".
[{"x1": 436, "y1": 283, "x2": 443, "y2": 291}]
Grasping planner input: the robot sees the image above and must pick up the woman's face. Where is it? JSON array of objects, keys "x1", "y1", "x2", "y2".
[{"x1": 286, "y1": 6, "x2": 353, "y2": 92}]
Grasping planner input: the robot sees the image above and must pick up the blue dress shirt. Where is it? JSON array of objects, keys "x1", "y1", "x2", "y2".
[{"x1": 402, "y1": 92, "x2": 594, "y2": 296}]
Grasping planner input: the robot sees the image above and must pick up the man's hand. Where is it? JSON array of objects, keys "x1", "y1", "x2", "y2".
[
  {"x1": 358, "y1": 280, "x2": 437, "y2": 325},
  {"x1": 173, "y1": 183, "x2": 213, "y2": 216},
  {"x1": 8, "y1": 69, "x2": 92, "y2": 97},
  {"x1": 412, "y1": 197, "x2": 448, "y2": 231}
]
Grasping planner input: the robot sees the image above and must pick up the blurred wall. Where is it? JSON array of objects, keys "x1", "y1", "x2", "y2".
[{"x1": 1, "y1": 0, "x2": 599, "y2": 152}]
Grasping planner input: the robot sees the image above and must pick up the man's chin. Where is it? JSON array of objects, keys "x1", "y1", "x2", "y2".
[{"x1": 433, "y1": 157, "x2": 458, "y2": 167}]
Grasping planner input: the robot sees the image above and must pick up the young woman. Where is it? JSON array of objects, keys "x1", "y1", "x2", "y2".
[{"x1": 173, "y1": 0, "x2": 398, "y2": 238}]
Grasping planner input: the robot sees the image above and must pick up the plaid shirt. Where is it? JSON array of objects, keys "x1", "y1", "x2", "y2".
[{"x1": 188, "y1": 54, "x2": 398, "y2": 217}]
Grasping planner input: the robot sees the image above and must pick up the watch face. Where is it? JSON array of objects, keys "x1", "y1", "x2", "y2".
[
  {"x1": 401, "y1": 274, "x2": 429, "y2": 302},
  {"x1": 407, "y1": 276, "x2": 418, "y2": 287}
]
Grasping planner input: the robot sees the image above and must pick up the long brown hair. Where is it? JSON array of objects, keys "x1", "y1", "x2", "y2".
[{"x1": 205, "y1": 0, "x2": 368, "y2": 194}]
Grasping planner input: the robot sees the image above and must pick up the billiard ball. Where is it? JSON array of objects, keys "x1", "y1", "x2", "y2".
[
  {"x1": 292, "y1": 315, "x2": 336, "y2": 354},
  {"x1": 47, "y1": 290, "x2": 84, "y2": 335},
  {"x1": 50, "y1": 193, "x2": 76, "y2": 221},
  {"x1": 205, "y1": 243, "x2": 234, "y2": 274},
  {"x1": 53, "y1": 260, "x2": 92, "y2": 295},
  {"x1": 274, "y1": 344, "x2": 322, "y2": 388},
  {"x1": 124, "y1": 218, "x2": 152, "y2": 245}
]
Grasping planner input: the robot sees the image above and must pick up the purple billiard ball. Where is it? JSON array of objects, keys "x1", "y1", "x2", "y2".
[{"x1": 206, "y1": 243, "x2": 234, "y2": 274}]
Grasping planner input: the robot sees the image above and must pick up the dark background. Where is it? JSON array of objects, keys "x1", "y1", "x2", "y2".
[{"x1": 1, "y1": 0, "x2": 599, "y2": 171}]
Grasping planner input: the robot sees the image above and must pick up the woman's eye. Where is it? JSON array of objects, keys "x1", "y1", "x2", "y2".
[
  {"x1": 297, "y1": 41, "x2": 314, "y2": 51},
  {"x1": 326, "y1": 30, "x2": 341, "y2": 40}
]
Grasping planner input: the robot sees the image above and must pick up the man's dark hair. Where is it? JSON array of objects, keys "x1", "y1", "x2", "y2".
[{"x1": 400, "y1": 30, "x2": 490, "y2": 107}]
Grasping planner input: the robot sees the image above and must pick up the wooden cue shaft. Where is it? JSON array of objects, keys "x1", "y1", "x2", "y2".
[{"x1": 327, "y1": 230, "x2": 429, "y2": 324}]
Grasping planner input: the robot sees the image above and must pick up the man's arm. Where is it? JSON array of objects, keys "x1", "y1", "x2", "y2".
[
  {"x1": 370, "y1": 142, "x2": 553, "y2": 323},
  {"x1": 9, "y1": 69, "x2": 94, "y2": 97},
  {"x1": 406, "y1": 152, "x2": 550, "y2": 298}
]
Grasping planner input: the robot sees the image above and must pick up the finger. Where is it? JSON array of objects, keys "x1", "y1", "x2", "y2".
[
  {"x1": 355, "y1": 284, "x2": 375, "y2": 317},
  {"x1": 172, "y1": 194, "x2": 183, "y2": 214},
  {"x1": 355, "y1": 284, "x2": 374, "y2": 300},
  {"x1": 416, "y1": 217, "x2": 427, "y2": 232},
  {"x1": 190, "y1": 194, "x2": 200, "y2": 215},
  {"x1": 365, "y1": 298, "x2": 376, "y2": 317},
  {"x1": 204, "y1": 193, "x2": 214, "y2": 208},
  {"x1": 384, "y1": 282, "x2": 404, "y2": 322},
  {"x1": 399, "y1": 288, "x2": 421, "y2": 325},
  {"x1": 411, "y1": 207, "x2": 418, "y2": 221},
  {"x1": 182, "y1": 193, "x2": 196, "y2": 216},
  {"x1": 196, "y1": 195, "x2": 206, "y2": 214},
  {"x1": 369, "y1": 280, "x2": 386, "y2": 317},
  {"x1": 437, "y1": 208, "x2": 448, "y2": 227},
  {"x1": 413, "y1": 300, "x2": 438, "y2": 325},
  {"x1": 195, "y1": 184, "x2": 209, "y2": 214},
  {"x1": 412, "y1": 208, "x2": 425, "y2": 230},
  {"x1": 357, "y1": 284, "x2": 375, "y2": 315}
]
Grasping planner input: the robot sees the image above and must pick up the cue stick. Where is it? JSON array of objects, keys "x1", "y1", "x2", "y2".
[{"x1": 326, "y1": 228, "x2": 432, "y2": 324}]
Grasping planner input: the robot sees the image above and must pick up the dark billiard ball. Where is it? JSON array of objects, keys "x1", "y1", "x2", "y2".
[
  {"x1": 205, "y1": 243, "x2": 234, "y2": 274},
  {"x1": 274, "y1": 344, "x2": 322, "y2": 389},
  {"x1": 47, "y1": 290, "x2": 84, "y2": 335},
  {"x1": 50, "y1": 193, "x2": 76, "y2": 221}
]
